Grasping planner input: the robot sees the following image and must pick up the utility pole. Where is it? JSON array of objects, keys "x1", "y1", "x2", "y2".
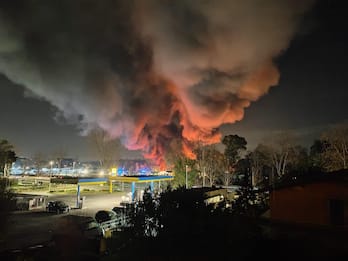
[
  {"x1": 200, "y1": 142, "x2": 205, "y2": 187},
  {"x1": 202, "y1": 145, "x2": 205, "y2": 187},
  {"x1": 185, "y1": 165, "x2": 188, "y2": 189},
  {"x1": 72, "y1": 161, "x2": 76, "y2": 175}
]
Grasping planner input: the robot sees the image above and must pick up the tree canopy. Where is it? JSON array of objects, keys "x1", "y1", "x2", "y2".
[
  {"x1": 0, "y1": 139, "x2": 16, "y2": 176},
  {"x1": 319, "y1": 124, "x2": 348, "y2": 171},
  {"x1": 222, "y1": 134, "x2": 247, "y2": 166}
]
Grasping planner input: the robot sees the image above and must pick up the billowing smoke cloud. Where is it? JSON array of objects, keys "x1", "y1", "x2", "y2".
[{"x1": 0, "y1": 0, "x2": 313, "y2": 168}]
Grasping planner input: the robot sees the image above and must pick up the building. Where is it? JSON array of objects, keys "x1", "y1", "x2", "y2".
[
  {"x1": 15, "y1": 194, "x2": 48, "y2": 211},
  {"x1": 270, "y1": 170, "x2": 348, "y2": 227}
]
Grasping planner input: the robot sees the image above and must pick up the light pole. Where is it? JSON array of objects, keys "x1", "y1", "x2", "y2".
[
  {"x1": 72, "y1": 161, "x2": 76, "y2": 175},
  {"x1": 49, "y1": 161, "x2": 53, "y2": 192},
  {"x1": 185, "y1": 165, "x2": 188, "y2": 189},
  {"x1": 202, "y1": 144, "x2": 205, "y2": 187},
  {"x1": 50, "y1": 161, "x2": 53, "y2": 176}
]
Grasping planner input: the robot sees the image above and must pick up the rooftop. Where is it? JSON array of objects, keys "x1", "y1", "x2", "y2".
[{"x1": 270, "y1": 169, "x2": 348, "y2": 191}]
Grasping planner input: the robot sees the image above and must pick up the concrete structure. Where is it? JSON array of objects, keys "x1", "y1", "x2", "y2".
[
  {"x1": 50, "y1": 175, "x2": 173, "y2": 206},
  {"x1": 15, "y1": 194, "x2": 48, "y2": 211},
  {"x1": 109, "y1": 175, "x2": 174, "y2": 201}
]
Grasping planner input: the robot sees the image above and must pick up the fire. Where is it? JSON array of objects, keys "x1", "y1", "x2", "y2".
[{"x1": 122, "y1": 77, "x2": 224, "y2": 170}]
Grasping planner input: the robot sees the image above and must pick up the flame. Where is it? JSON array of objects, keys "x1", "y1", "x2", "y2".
[{"x1": 121, "y1": 77, "x2": 225, "y2": 169}]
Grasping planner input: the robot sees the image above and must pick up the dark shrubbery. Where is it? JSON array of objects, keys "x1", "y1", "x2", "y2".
[
  {"x1": 0, "y1": 178, "x2": 16, "y2": 244},
  {"x1": 104, "y1": 187, "x2": 263, "y2": 260}
]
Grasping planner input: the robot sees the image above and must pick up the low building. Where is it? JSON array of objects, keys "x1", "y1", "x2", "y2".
[
  {"x1": 15, "y1": 194, "x2": 48, "y2": 211},
  {"x1": 270, "y1": 170, "x2": 348, "y2": 227}
]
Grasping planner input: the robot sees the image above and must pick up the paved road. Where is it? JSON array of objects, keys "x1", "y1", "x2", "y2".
[
  {"x1": 49, "y1": 192, "x2": 129, "y2": 216},
  {"x1": 1, "y1": 192, "x2": 128, "y2": 252}
]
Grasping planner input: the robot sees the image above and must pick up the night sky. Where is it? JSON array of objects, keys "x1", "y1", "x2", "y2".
[{"x1": 0, "y1": 0, "x2": 347, "y2": 161}]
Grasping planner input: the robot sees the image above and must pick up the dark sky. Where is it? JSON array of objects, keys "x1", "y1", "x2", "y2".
[{"x1": 0, "y1": 0, "x2": 347, "y2": 160}]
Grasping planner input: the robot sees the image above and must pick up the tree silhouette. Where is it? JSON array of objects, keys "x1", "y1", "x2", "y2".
[
  {"x1": 0, "y1": 139, "x2": 17, "y2": 177},
  {"x1": 222, "y1": 134, "x2": 247, "y2": 184}
]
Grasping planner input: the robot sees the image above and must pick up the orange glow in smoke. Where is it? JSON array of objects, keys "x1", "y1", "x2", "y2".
[
  {"x1": 123, "y1": 63, "x2": 279, "y2": 170},
  {"x1": 182, "y1": 141, "x2": 196, "y2": 160}
]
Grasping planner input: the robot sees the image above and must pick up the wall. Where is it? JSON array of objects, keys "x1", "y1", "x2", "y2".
[{"x1": 270, "y1": 182, "x2": 348, "y2": 226}]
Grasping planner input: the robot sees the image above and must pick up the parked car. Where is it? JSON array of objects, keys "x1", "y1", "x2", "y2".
[
  {"x1": 46, "y1": 201, "x2": 70, "y2": 214},
  {"x1": 95, "y1": 210, "x2": 117, "y2": 223},
  {"x1": 112, "y1": 206, "x2": 126, "y2": 215}
]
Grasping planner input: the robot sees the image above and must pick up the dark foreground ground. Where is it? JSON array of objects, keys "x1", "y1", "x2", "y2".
[{"x1": 1, "y1": 217, "x2": 347, "y2": 261}]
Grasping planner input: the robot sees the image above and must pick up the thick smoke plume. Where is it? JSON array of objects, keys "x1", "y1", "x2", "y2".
[{"x1": 0, "y1": 0, "x2": 313, "y2": 168}]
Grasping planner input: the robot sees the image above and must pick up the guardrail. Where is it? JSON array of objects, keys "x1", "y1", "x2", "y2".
[{"x1": 100, "y1": 216, "x2": 131, "y2": 234}]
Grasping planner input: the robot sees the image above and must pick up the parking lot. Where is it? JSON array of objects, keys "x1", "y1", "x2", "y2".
[{"x1": 2, "y1": 192, "x2": 127, "y2": 252}]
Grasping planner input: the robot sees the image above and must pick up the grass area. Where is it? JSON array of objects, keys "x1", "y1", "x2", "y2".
[
  {"x1": 9, "y1": 178, "x2": 130, "y2": 196},
  {"x1": 11, "y1": 185, "x2": 49, "y2": 192},
  {"x1": 11, "y1": 183, "x2": 127, "y2": 196}
]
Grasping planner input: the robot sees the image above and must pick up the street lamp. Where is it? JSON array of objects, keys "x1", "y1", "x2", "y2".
[
  {"x1": 49, "y1": 161, "x2": 54, "y2": 192},
  {"x1": 49, "y1": 161, "x2": 54, "y2": 176},
  {"x1": 72, "y1": 161, "x2": 76, "y2": 175},
  {"x1": 185, "y1": 165, "x2": 188, "y2": 189}
]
